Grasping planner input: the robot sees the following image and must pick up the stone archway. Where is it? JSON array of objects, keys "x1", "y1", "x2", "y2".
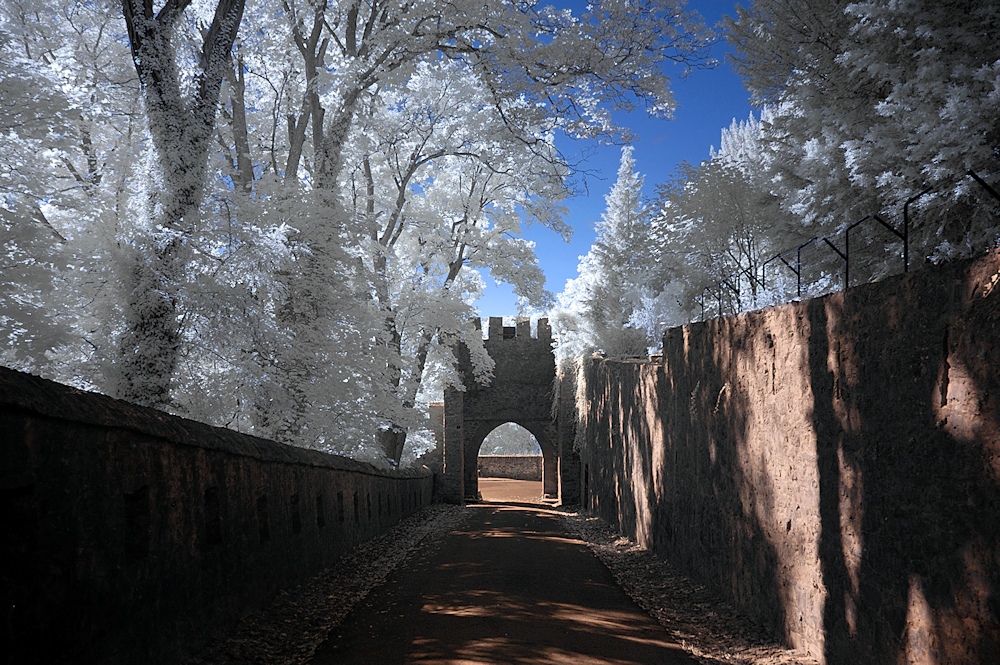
[
  {"x1": 438, "y1": 317, "x2": 579, "y2": 504},
  {"x1": 465, "y1": 418, "x2": 555, "y2": 501}
]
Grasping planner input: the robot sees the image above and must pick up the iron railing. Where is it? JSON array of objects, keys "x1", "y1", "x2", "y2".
[{"x1": 696, "y1": 170, "x2": 1000, "y2": 321}]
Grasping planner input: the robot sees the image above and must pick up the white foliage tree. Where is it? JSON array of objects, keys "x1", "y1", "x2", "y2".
[
  {"x1": 1, "y1": 1, "x2": 143, "y2": 387},
  {"x1": 556, "y1": 0, "x2": 1000, "y2": 372},
  {"x1": 645, "y1": 113, "x2": 803, "y2": 321},
  {"x1": 251, "y1": 0, "x2": 712, "y2": 462},
  {"x1": 0, "y1": 15, "x2": 77, "y2": 370},
  {"x1": 553, "y1": 146, "x2": 651, "y2": 361},
  {"x1": 726, "y1": 0, "x2": 1000, "y2": 256},
  {"x1": 341, "y1": 58, "x2": 571, "y2": 461},
  {"x1": 1, "y1": 0, "x2": 715, "y2": 467},
  {"x1": 115, "y1": 0, "x2": 247, "y2": 407}
]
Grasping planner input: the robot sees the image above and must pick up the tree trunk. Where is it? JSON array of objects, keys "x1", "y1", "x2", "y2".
[
  {"x1": 228, "y1": 59, "x2": 254, "y2": 192},
  {"x1": 378, "y1": 427, "x2": 408, "y2": 466},
  {"x1": 117, "y1": 0, "x2": 246, "y2": 407},
  {"x1": 115, "y1": 241, "x2": 182, "y2": 407}
]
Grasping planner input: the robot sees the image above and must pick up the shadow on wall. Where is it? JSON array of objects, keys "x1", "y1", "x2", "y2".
[
  {"x1": 809, "y1": 264, "x2": 1000, "y2": 664},
  {"x1": 583, "y1": 348, "x2": 787, "y2": 643},
  {"x1": 0, "y1": 368, "x2": 434, "y2": 664},
  {"x1": 579, "y1": 249, "x2": 1000, "y2": 664}
]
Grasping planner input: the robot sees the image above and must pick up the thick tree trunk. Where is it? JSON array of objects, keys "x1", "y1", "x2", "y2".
[
  {"x1": 115, "y1": 246, "x2": 182, "y2": 407},
  {"x1": 228, "y1": 60, "x2": 254, "y2": 192},
  {"x1": 378, "y1": 427, "x2": 408, "y2": 466},
  {"x1": 267, "y1": 174, "x2": 359, "y2": 444},
  {"x1": 117, "y1": 0, "x2": 246, "y2": 407},
  {"x1": 377, "y1": 326, "x2": 436, "y2": 464}
]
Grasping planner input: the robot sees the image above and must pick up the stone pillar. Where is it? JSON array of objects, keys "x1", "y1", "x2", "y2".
[
  {"x1": 537, "y1": 318, "x2": 551, "y2": 344},
  {"x1": 424, "y1": 402, "x2": 444, "y2": 474},
  {"x1": 558, "y1": 445, "x2": 581, "y2": 506},
  {"x1": 464, "y1": 426, "x2": 482, "y2": 502},
  {"x1": 542, "y1": 448, "x2": 558, "y2": 498},
  {"x1": 415, "y1": 402, "x2": 446, "y2": 500},
  {"x1": 440, "y1": 389, "x2": 465, "y2": 504}
]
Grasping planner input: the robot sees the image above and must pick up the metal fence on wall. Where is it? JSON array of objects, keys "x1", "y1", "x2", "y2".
[{"x1": 695, "y1": 170, "x2": 1000, "y2": 321}]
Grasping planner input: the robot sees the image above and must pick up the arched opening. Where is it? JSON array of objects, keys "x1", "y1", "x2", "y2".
[{"x1": 476, "y1": 422, "x2": 543, "y2": 503}]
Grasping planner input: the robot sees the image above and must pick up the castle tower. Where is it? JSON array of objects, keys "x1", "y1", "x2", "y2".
[{"x1": 440, "y1": 317, "x2": 561, "y2": 503}]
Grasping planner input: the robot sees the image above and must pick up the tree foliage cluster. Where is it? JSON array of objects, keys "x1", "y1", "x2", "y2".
[
  {"x1": 0, "y1": 0, "x2": 712, "y2": 465},
  {"x1": 480, "y1": 422, "x2": 542, "y2": 456},
  {"x1": 553, "y1": 0, "x2": 1000, "y2": 362}
]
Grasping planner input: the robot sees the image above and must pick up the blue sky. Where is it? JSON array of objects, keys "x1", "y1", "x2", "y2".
[{"x1": 474, "y1": 0, "x2": 753, "y2": 316}]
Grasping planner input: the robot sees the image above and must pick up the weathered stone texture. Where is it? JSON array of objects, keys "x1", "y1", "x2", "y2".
[
  {"x1": 440, "y1": 389, "x2": 465, "y2": 504},
  {"x1": 577, "y1": 249, "x2": 1000, "y2": 664},
  {"x1": 477, "y1": 455, "x2": 542, "y2": 480},
  {"x1": 0, "y1": 369, "x2": 432, "y2": 664}
]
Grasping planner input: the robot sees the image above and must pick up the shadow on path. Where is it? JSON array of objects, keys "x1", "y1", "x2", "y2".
[{"x1": 311, "y1": 505, "x2": 697, "y2": 664}]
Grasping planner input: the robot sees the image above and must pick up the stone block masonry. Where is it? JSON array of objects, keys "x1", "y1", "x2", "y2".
[
  {"x1": 0, "y1": 368, "x2": 432, "y2": 664},
  {"x1": 575, "y1": 249, "x2": 1000, "y2": 664}
]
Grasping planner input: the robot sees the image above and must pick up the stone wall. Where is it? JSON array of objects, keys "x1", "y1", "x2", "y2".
[
  {"x1": 576, "y1": 250, "x2": 1000, "y2": 664},
  {"x1": 0, "y1": 368, "x2": 433, "y2": 664},
  {"x1": 477, "y1": 455, "x2": 542, "y2": 480}
]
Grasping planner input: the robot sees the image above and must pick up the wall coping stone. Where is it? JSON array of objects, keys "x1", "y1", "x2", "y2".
[{"x1": 0, "y1": 366, "x2": 431, "y2": 480}]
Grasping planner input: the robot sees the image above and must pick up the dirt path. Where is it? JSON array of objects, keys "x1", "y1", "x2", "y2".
[
  {"x1": 477, "y1": 477, "x2": 543, "y2": 504},
  {"x1": 310, "y1": 503, "x2": 698, "y2": 664},
  {"x1": 188, "y1": 481, "x2": 812, "y2": 665}
]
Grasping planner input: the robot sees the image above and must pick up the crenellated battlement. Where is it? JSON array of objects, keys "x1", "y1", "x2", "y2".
[{"x1": 477, "y1": 316, "x2": 552, "y2": 345}]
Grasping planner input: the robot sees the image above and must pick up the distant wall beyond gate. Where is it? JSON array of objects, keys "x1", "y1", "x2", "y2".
[
  {"x1": 575, "y1": 249, "x2": 1000, "y2": 664},
  {"x1": 478, "y1": 455, "x2": 542, "y2": 480},
  {"x1": 0, "y1": 369, "x2": 432, "y2": 664}
]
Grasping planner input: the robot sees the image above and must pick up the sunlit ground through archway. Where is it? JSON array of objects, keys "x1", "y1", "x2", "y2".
[
  {"x1": 479, "y1": 422, "x2": 543, "y2": 503},
  {"x1": 479, "y1": 478, "x2": 543, "y2": 503}
]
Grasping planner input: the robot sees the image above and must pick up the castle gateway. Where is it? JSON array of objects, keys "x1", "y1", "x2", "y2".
[{"x1": 437, "y1": 317, "x2": 579, "y2": 505}]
